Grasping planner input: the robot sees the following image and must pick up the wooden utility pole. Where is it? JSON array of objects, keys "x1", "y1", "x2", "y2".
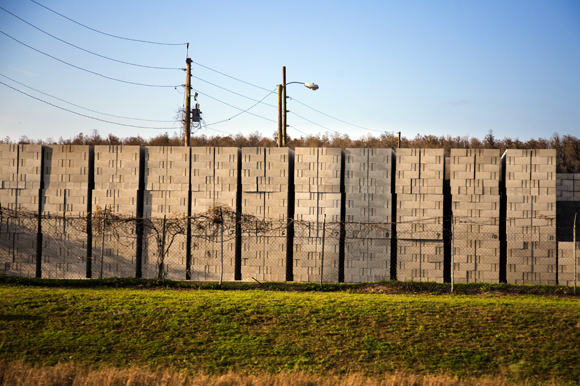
[
  {"x1": 184, "y1": 56, "x2": 192, "y2": 147},
  {"x1": 277, "y1": 84, "x2": 283, "y2": 147},
  {"x1": 281, "y1": 66, "x2": 287, "y2": 147}
]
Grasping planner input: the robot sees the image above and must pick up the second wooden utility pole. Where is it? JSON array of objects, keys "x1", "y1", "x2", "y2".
[
  {"x1": 184, "y1": 55, "x2": 192, "y2": 147},
  {"x1": 278, "y1": 84, "x2": 283, "y2": 147},
  {"x1": 282, "y1": 66, "x2": 287, "y2": 147},
  {"x1": 278, "y1": 66, "x2": 287, "y2": 147}
]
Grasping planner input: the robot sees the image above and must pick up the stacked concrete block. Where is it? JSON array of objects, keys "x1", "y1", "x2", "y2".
[
  {"x1": 396, "y1": 239, "x2": 444, "y2": 281},
  {"x1": 556, "y1": 174, "x2": 580, "y2": 241},
  {"x1": 450, "y1": 149, "x2": 501, "y2": 283},
  {"x1": 0, "y1": 139, "x2": 38, "y2": 277},
  {"x1": 93, "y1": 145, "x2": 141, "y2": 214},
  {"x1": 344, "y1": 148, "x2": 393, "y2": 282},
  {"x1": 39, "y1": 145, "x2": 91, "y2": 279},
  {"x1": 556, "y1": 174, "x2": 580, "y2": 202},
  {"x1": 555, "y1": 174, "x2": 580, "y2": 285},
  {"x1": 142, "y1": 146, "x2": 190, "y2": 280},
  {"x1": 16, "y1": 145, "x2": 43, "y2": 212},
  {"x1": 0, "y1": 144, "x2": 18, "y2": 209},
  {"x1": 143, "y1": 146, "x2": 189, "y2": 217},
  {"x1": 190, "y1": 147, "x2": 240, "y2": 281},
  {"x1": 0, "y1": 144, "x2": 42, "y2": 212},
  {"x1": 0, "y1": 145, "x2": 39, "y2": 277},
  {"x1": 91, "y1": 145, "x2": 141, "y2": 278},
  {"x1": 0, "y1": 227, "x2": 37, "y2": 277},
  {"x1": 240, "y1": 147, "x2": 293, "y2": 281},
  {"x1": 0, "y1": 145, "x2": 42, "y2": 277},
  {"x1": 558, "y1": 242, "x2": 579, "y2": 286},
  {"x1": 396, "y1": 149, "x2": 444, "y2": 282},
  {"x1": 504, "y1": 149, "x2": 557, "y2": 284},
  {"x1": 42, "y1": 145, "x2": 91, "y2": 215},
  {"x1": 294, "y1": 148, "x2": 342, "y2": 282}
]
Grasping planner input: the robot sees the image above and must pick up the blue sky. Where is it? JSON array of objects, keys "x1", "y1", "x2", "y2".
[{"x1": 0, "y1": 0, "x2": 578, "y2": 143}]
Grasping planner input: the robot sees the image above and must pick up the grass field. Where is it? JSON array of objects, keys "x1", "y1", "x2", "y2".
[{"x1": 0, "y1": 280, "x2": 579, "y2": 385}]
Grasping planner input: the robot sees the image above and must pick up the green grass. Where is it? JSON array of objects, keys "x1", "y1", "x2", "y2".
[
  {"x1": 0, "y1": 281, "x2": 579, "y2": 385},
  {"x1": 1, "y1": 275, "x2": 578, "y2": 296}
]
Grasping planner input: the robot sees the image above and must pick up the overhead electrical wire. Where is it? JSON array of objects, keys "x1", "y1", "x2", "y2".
[
  {"x1": 203, "y1": 88, "x2": 276, "y2": 127},
  {"x1": 190, "y1": 60, "x2": 272, "y2": 92},
  {"x1": 0, "y1": 81, "x2": 179, "y2": 129},
  {"x1": 197, "y1": 120, "x2": 234, "y2": 136},
  {"x1": 29, "y1": 0, "x2": 187, "y2": 46},
  {"x1": 287, "y1": 125, "x2": 308, "y2": 136},
  {"x1": 0, "y1": 6, "x2": 181, "y2": 70},
  {"x1": 0, "y1": 30, "x2": 180, "y2": 88},
  {"x1": 289, "y1": 111, "x2": 338, "y2": 134},
  {"x1": 0, "y1": 73, "x2": 174, "y2": 123},
  {"x1": 6, "y1": 2, "x2": 378, "y2": 135},
  {"x1": 192, "y1": 75, "x2": 276, "y2": 108},
  {"x1": 291, "y1": 99, "x2": 384, "y2": 133},
  {"x1": 194, "y1": 88, "x2": 277, "y2": 124},
  {"x1": 189, "y1": 60, "x2": 382, "y2": 133}
]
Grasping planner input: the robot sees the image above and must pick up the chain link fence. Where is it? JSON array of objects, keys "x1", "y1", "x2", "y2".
[{"x1": 1, "y1": 205, "x2": 578, "y2": 295}]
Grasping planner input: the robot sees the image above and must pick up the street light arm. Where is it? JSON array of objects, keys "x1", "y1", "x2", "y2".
[{"x1": 282, "y1": 81, "x2": 319, "y2": 90}]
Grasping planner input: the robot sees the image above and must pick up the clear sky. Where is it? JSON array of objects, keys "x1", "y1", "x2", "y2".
[{"x1": 0, "y1": 0, "x2": 579, "y2": 143}]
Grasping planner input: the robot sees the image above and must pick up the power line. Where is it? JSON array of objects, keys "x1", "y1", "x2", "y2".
[
  {"x1": 190, "y1": 59, "x2": 383, "y2": 133},
  {"x1": 190, "y1": 60, "x2": 272, "y2": 92},
  {"x1": 7, "y1": 0, "x2": 379, "y2": 134},
  {"x1": 29, "y1": 0, "x2": 187, "y2": 46},
  {"x1": 197, "y1": 120, "x2": 234, "y2": 136},
  {"x1": 192, "y1": 75, "x2": 277, "y2": 108},
  {"x1": 0, "y1": 6, "x2": 181, "y2": 70},
  {"x1": 0, "y1": 81, "x2": 179, "y2": 129},
  {"x1": 204, "y1": 89, "x2": 276, "y2": 127},
  {"x1": 0, "y1": 30, "x2": 180, "y2": 88},
  {"x1": 194, "y1": 88, "x2": 277, "y2": 124},
  {"x1": 0, "y1": 73, "x2": 174, "y2": 122},
  {"x1": 291, "y1": 98, "x2": 383, "y2": 133},
  {"x1": 289, "y1": 111, "x2": 341, "y2": 134},
  {"x1": 287, "y1": 125, "x2": 308, "y2": 137}
]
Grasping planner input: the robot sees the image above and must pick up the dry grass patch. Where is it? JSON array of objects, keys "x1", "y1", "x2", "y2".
[{"x1": 0, "y1": 361, "x2": 551, "y2": 386}]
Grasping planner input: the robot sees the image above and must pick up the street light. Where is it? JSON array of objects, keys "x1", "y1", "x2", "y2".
[{"x1": 278, "y1": 67, "x2": 319, "y2": 147}]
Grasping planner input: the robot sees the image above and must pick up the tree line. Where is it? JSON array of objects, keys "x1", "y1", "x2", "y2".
[{"x1": 4, "y1": 130, "x2": 579, "y2": 173}]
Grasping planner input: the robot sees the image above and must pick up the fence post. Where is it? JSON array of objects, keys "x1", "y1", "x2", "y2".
[
  {"x1": 36, "y1": 209, "x2": 42, "y2": 278},
  {"x1": 186, "y1": 215, "x2": 192, "y2": 280},
  {"x1": 86, "y1": 210, "x2": 92, "y2": 279},
  {"x1": 100, "y1": 209, "x2": 106, "y2": 279},
  {"x1": 160, "y1": 214, "x2": 167, "y2": 280},
  {"x1": 135, "y1": 216, "x2": 143, "y2": 279},
  {"x1": 220, "y1": 220, "x2": 224, "y2": 286},
  {"x1": 574, "y1": 213, "x2": 577, "y2": 296},
  {"x1": 451, "y1": 217, "x2": 455, "y2": 293},
  {"x1": 321, "y1": 214, "x2": 326, "y2": 286}
]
